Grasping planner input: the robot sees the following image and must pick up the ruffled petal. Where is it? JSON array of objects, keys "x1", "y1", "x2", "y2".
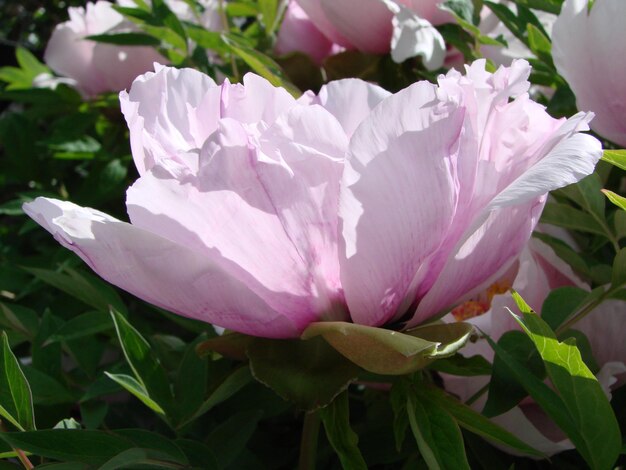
[
  {"x1": 22, "y1": 197, "x2": 303, "y2": 338},
  {"x1": 339, "y1": 82, "x2": 461, "y2": 326}
]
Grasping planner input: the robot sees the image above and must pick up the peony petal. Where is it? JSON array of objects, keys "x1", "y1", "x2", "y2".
[
  {"x1": 552, "y1": 0, "x2": 626, "y2": 147},
  {"x1": 127, "y1": 106, "x2": 350, "y2": 326},
  {"x1": 487, "y1": 113, "x2": 602, "y2": 210},
  {"x1": 314, "y1": 79, "x2": 391, "y2": 137},
  {"x1": 22, "y1": 197, "x2": 304, "y2": 338},
  {"x1": 294, "y1": 0, "x2": 354, "y2": 47},
  {"x1": 383, "y1": 0, "x2": 446, "y2": 69},
  {"x1": 275, "y1": 1, "x2": 336, "y2": 65},
  {"x1": 319, "y1": 0, "x2": 395, "y2": 53},
  {"x1": 120, "y1": 65, "x2": 220, "y2": 175},
  {"x1": 411, "y1": 197, "x2": 545, "y2": 326},
  {"x1": 339, "y1": 82, "x2": 462, "y2": 327}
]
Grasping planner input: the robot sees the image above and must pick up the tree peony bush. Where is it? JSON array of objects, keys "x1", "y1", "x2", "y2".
[
  {"x1": 44, "y1": 1, "x2": 167, "y2": 97},
  {"x1": 552, "y1": 0, "x2": 626, "y2": 147},
  {"x1": 24, "y1": 59, "x2": 601, "y2": 338}
]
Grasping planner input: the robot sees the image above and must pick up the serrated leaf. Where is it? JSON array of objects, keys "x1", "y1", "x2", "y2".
[
  {"x1": 0, "y1": 332, "x2": 35, "y2": 431},
  {"x1": 320, "y1": 392, "x2": 367, "y2": 470},
  {"x1": 104, "y1": 373, "x2": 165, "y2": 415}
]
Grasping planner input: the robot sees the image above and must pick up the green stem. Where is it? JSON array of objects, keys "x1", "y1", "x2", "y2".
[{"x1": 298, "y1": 411, "x2": 321, "y2": 470}]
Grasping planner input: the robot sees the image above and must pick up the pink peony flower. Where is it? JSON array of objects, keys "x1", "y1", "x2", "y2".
[
  {"x1": 23, "y1": 60, "x2": 601, "y2": 338},
  {"x1": 294, "y1": 0, "x2": 449, "y2": 68},
  {"x1": 552, "y1": 0, "x2": 626, "y2": 147},
  {"x1": 44, "y1": 1, "x2": 167, "y2": 97},
  {"x1": 275, "y1": 1, "x2": 342, "y2": 65},
  {"x1": 443, "y1": 237, "x2": 626, "y2": 455}
]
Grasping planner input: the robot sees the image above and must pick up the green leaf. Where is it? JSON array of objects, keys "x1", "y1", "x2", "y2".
[
  {"x1": 602, "y1": 149, "x2": 626, "y2": 171},
  {"x1": 407, "y1": 390, "x2": 470, "y2": 470},
  {"x1": 15, "y1": 48, "x2": 49, "y2": 77},
  {"x1": 152, "y1": 0, "x2": 187, "y2": 50},
  {"x1": 422, "y1": 385, "x2": 543, "y2": 457},
  {"x1": 259, "y1": 0, "x2": 280, "y2": 35},
  {"x1": 222, "y1": 34, "x2": 300, "y2": 96},
  {"x1": 86, "y1": 33, "x2": 161, "y2": 46},
  {"x1": 526, "y1": 23, "x2": 552, "y2": 65},
  {"x1": 429, "y1": 354, "x2": 492, "y2": 377},
  {"x1": 540, "y1": 202, "x2": 606, "y2": 235},
  {"x1": 0, "y1": 304, "x2": 38, "y2": 340},
  {"x1": 611, "y1": 248, "x2": 626, "y2": 288},
  {"x1": 302, "y1": 321, "x2": 473, "y2": 375},
  {"x1": 205, "y1": 410, "x2": 262, "y2": 468},
  {"x1": 247, "y1": 336, "x2": 359, "y2": 410},
  {"x1": 442, "y1": 0, "x2": 474, "y2": 23},
  {"x1": 513, "y1": 307, "x2": 622, "y2": 470},
  {"x1": 23, "y1": 266, "x2": 126, "y2": 314},
  {"x1": 483, "y1": 331, "x2": 544, "y2": 417},
  {"x1": 113, "y1": 429, "x2": 188, "y2": 465},
  {"x1": 104, "y1": 373, "x2": 165, "y2": 415},
  {"x1": 541, "y1": 286, "x2": 590, "y2": 331},
  {"x1": 320, "y1": 392, "x2": 367, "y2": 470},
  {"x1": 0, "y1": 430, "x2": 133, "y2": 464},
  {"x1": 602, "y1": 189, "x2": 626, "y2": 211},
  {"x1": 178, "y1": 366, "x2": 252, "y2": 428},
  {"x1": 46, "y1": 312, "x2": 112, "y2": 344},
  {"x1": 109, "y1": 309, "x2": 175, "y2": 420},
  {"x1": 0, "y1": 332, "x2": 35, "y2": 431},
  {"x1": 22, "y1": 367, "x2": 74, "y2": 405},
  {"x1": 97, "y1": 448, "x2": 185, "y2": 470},
  {"x1": 510, "y1": 0, "x2": 562, "y2": 14},
  {"x1": 532, "y1": 231, "x2": 589, "y2": 276}
]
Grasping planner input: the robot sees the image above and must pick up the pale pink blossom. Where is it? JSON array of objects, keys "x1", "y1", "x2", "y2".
[
  {"x1": 443, "y1": 238, "x2": 626, "y2": 456},
  {"x1": 295, "y1": 0, "x2": 449, "y2": 67},
  {"x1": 552, "y1": 0, "x2": 626, "y2": 147},
  {"x1": 24, "y1": 60, "x2": 601, "y2": 338},
  {"x1": 275, "y1": 1, "x2": 341, "y2": 65},
  {"x1": 44, "y1": 1, "x2": 167, "y2": 97}
]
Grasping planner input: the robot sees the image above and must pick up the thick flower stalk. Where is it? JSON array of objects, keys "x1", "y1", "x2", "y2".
[
  {"x1": 443, "y1": 238, "x2": 626, "y2": 455},
  {"x1": 552, "y1": 0, "x2": 626, "y2": 147},
  {"x1": 24, "y1": 60, "x2": 601, "y2": 339}
]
